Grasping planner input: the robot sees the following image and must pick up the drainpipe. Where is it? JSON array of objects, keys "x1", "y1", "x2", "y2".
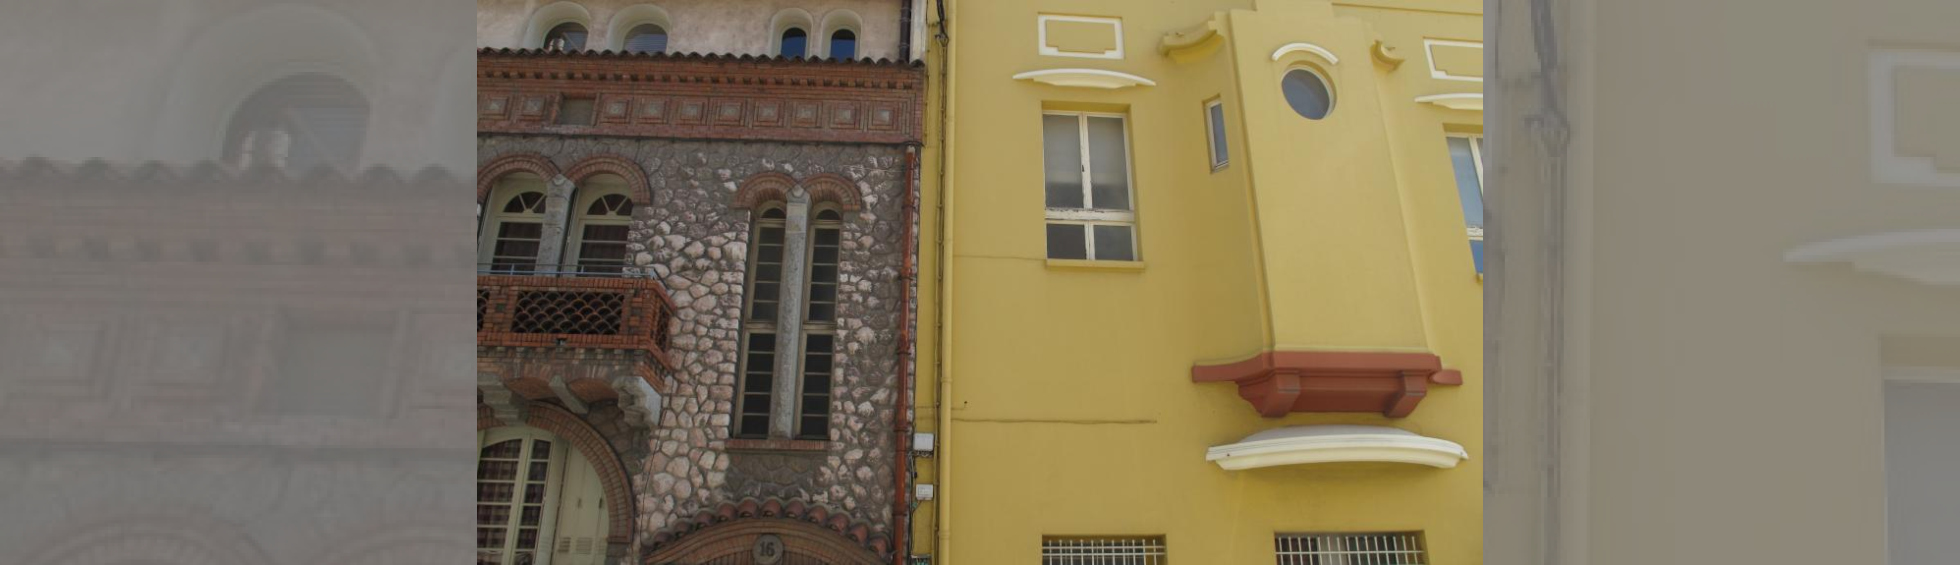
[
  {"x1": 929, "y1": 0, "x2": 955, "y2": 562},
  {"x1": 891, "y1": 146, "x2": 919, "y2": 565}
]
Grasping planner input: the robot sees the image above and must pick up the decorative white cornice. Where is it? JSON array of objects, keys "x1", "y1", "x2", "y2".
[
  {"x1": 1010, "y1": 68, "x2": 1157, "y2": 89},
  {"x1": 1885, "y1": 366, "x2": 1960, "y2": 384},
  {"x1": 1204, "y1": 425, "x2": 1469, "y2": 471},
  {"x1": 1416, "y1": 93, "x2": 1483, "y2": 111},
  {"x1": 1783, "y1": 229, "x2": 1960, "y2": 287},
  {"x1": 1271, "y1": 42, "x2": 1340, "y2": 65}
]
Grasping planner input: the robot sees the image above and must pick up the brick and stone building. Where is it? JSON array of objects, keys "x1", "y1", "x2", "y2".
[{"x1": 473, "y1": 2, "x2": 927, "y2": 564}]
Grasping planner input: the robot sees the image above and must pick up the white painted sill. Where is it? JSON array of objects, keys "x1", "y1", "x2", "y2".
[{"x1": 1046, "y1": 259, "x2": 1147, "y2": 272}]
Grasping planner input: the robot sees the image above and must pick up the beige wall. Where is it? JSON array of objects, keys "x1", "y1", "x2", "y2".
[
  {"x1": 477, "y1": 0, "x2": 908, "y2": 60},
  {"x1": 1487, "y1": 0, "x2": 1960, "y2": 563}
]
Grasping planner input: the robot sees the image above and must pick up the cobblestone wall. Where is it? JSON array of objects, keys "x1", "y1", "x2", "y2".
[{"x1": 478, "y1": 135, "x2": 910, "y2": 548}]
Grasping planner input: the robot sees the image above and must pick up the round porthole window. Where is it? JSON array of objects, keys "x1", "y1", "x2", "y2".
[{"x1": 1281, "y1": 68, "x2": 1334, "y2": 120}]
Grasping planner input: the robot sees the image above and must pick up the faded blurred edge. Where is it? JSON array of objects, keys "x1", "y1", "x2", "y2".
[{"x1": 0, "y1": 1, "x2": 477, "y2": 563}]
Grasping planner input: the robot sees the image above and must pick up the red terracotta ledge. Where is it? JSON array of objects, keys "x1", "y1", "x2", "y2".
[{"x1": 1192, "y1": 350, "x2": 1463, "y2": 418}]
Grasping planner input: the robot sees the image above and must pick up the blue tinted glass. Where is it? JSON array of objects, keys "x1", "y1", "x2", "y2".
[
  {"x1": 780, "y1": 28, "x2": 807, "y2": 57},
  {"x1": 830, "y1": 30, "x2": 856, "y2": 59},
  {"x1": 1208, "y1": 103, "x2": 1228, "y2": 167},
  {"x1": 1281, "y1": 69, "x2": 1332, "y2": 119},
  {"x1": 1470, "y1": 239, "x2": 1485, "y2": 274},
  {"x1": 1447, "y1": 137, "x2": 1484, "y2": 230}
]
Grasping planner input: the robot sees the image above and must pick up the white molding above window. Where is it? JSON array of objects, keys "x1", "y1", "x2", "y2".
[
  {"x1": 1270, "y1": 42, "x2": 1340, "y2": 65},
  {"x1": 1037, "y1": 14, "x2": 1124, "y2": 60},
  {"x1": 1783, "y1": 229, "x2": 1960, "y2": 287},
  {"x1": 1011, "y1": 68, "x2": 1156, "y2": 89},
  {"x1": 1205, "y1": 425, "x2": 1470, "y2": 470},
  {"x1": 1417, "y1": 93, "x2": 1484, "y2": 111}
]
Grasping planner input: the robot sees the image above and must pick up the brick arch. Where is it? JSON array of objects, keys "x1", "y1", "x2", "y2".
[
  {"x1": 565, "y1": 154, "x2": 653, "y2": 205},
  {"x1": 26, "y1": 514, "x2": 272, "y2": 565},
  {"x1": 479, "y1": 403, "x2": 637, "y2": 545},
  {"x1": 799, "y1": 173, "x2": 865, "y2": 211},
  {"x1": 477, "y1": 153, "x2": 561, "y2": 204},
  {"x1": 731, "y1": 171, "x2": 797, "y2": 210},
  {"x1": 645, "y1": 517, "x2": 885, "y2": 565}
]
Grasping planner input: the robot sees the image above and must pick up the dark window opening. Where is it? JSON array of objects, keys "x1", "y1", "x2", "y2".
[
  {"x1": 623, "y1": 24, "x2": 668, "y2": 53},
  {"x1": 780, "y1": 28, "x2": 808, "y2": 57},
  {"x1": 544, "y1": 22, "x2": 587, "y2": 51},
  {"x1": 828, "y1": 29, "x2": 857, "y2": 59},
  {"x1": 222, "y1": 73, "x2": 369, "y2": 173}
]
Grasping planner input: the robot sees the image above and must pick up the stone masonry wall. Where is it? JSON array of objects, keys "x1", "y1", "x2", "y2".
[{"x1": 478, "y1": 135, "x2": 910, "y2": 549}]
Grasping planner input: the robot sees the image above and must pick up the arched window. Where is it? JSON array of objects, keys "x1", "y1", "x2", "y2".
[
  {"x1": 479, "y1": 173, "x2": 549, "y2": 273},
  {"x1": 222, "y1": 73, "x2": 368, "y2": 172},
  {"x1": 827, "y1": 29, "x2": 857, "y2": 60},
  {"x1": 476, "y1": 426, "x2": 609, "y2": 565},
  {"x1": 735, "y1": 206, "x2": 788, "y2": 439},
  {"x1": 622, "y1": 23, "x2": 668, "y2": 53},
  {"x1": 543, "y1": 22, "x2": 587, "y2": 50},
  {"x1": 567, "y1": 175, "x2": 634, "y2": 275},
  {"x1": 779, "y1": 27, "x2": 808, "y2": 57},
  {"x1": 797, "y1": 208, "x2": 842, "y2": 440}
]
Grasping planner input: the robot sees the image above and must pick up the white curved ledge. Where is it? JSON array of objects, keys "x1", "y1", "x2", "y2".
[
  {"x1": 1415, "y1": 93, "x2": 1483, "y2": 111},
  {"x1": 1271, "y1": 42, "x2": 1340, "y2": 65},
  {"x1": 1784, "y1": 229, "x2": 1960, "y2": 287},
  {"x1": 1011, "y1": 68, "x2": 1157, "y2": 89},
  {"x1": 1205, "y1": 425, "x2": 1468, "y2": 471}
]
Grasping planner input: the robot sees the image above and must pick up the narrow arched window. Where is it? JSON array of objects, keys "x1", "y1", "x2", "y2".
[
  {"x1": 543, "y1": 22, "x2": 587, "y2": 51},
  {"x1": 734, "y1": 206, "x2": 788, "y2": 439},
  {"x1": 477, "y1": 426, "x2": 609, "y2": 565},
  {"x1": 222, "y1": 73, "x2": 368, "y2": 173},
  {"x1": 779, "y1": 28, "x2": 808, "y2": 57},
  {"x1": 797, "y1": 208, "x2": 842, "y2": 440},
  {"x1": 479, "y1": 173, "x2": 549, "y2": 273},
  {"x1": 828, "y1": 29, "x2": 857, "y2": 60},
  {"x1": 567, "y1": 175, "x2": 633, "y2": 275},
  {"x1": 622, "y1": 23, "x2": 668, "y2": 54}
]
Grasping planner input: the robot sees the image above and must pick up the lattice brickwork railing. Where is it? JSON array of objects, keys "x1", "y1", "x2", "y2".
[{"x1": 477, "y1": 274, "x2": 676, "y2": 371}]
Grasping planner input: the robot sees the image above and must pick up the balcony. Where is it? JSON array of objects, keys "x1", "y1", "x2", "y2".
[{"x1": 477, "y1": 270, "x2": 678, "y2": 378}]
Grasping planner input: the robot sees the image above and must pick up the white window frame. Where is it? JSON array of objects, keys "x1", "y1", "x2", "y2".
[
  {"x1": 478, "y1": 175, "x2": 550, "y2": 272},
  {"x1": 1446, "y1": 132, "x2": 1486, "y2": 242},
  {"x1": 477, "y1": 427, "x2": 568, "y2": 565},
  {"x1": 1043, "y1": 110, "x2": 1140, "y2": 261},
  {"x1": 564, "y1": 181, "x2": 633, "y2": 275},
  {"x1": 1205, "y1": 98, "x2": 1229, "y2": 171},
  {"x1": 1041, "y1": 536, "x2": 1165, "y2": 565}
]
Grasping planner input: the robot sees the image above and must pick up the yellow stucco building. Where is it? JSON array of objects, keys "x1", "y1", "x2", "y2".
[{"x1": 909, "y1": 0, "x2": 1485, "y2": 563}]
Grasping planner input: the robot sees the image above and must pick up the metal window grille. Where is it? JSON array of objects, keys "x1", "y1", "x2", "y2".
[
  {"x1": 1041, "y1": 537, "x2": 1166, "y2": 565},
  {"x1": 1275, "y1": 532, "x2": 1426, "y2": 565}
]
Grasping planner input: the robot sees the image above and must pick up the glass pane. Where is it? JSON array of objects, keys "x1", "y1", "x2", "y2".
[
  {"x1": 544, "y1": 23, "x2": 587, "y2": 50},
  {"x1": 1092, "y1": 225, "x2": 1137, "y2": 261},
  {"x1": 781, "y1": 28, "x2": 807, "y2": 57},
  {"x1": 524, "y1": 484, "x2": 546, "y2": 504},
  {"x1": 809, "y1": 284, "x2": 836, "y2": 302},
  {"x1": 1046, "y1": 223, "x2": 1087, "y2": 260},
  {"x1": 829, "y1": 30, "x2": 857, "y2": 59},
  {"x1": 481, "y1": 439, "x2": 522, "y2": 459},
  {"x1": 1087, "y1": 116, "x2": 1131, "y2": 210},
  {"x1": 755, "y1": 263, "x2": 782, "y2": 281},
  {"x1": 477, "y1": 482, "x2": 515, "y2": 503},
  {"x1": 477, "y1": 504, "x2": 509, "y2": 526},
  {"x1": 1042, "y1": 115, "x2": 1085, "y2": 209},
  {"x1": 758, "y1": 243, "x2": 782, "y2": 263},
  {"x1": 1470, "y1": 239, "x2": 1485, "y2": 274},
  {"x1": 1447, "y1": 137, "x2": 1485, "y2": 230},
  {"x1": 1208, "y1": 103, "x2": 1229, "y2": 167},
  {"x1": 1282, "y1": 69, "x2": 1333, "y2": 119},
  {"x1": 624, "y1": 24, "x2": 668, "y2": 53},
  {"x1": 807, "y1": 303, "x2": 835, "y2": 322},
  {"x1": 521, "y1": 505, "x2": 542, "y2": 526},
  {"x1": 478, "y1": 460, "x2": 518, "y2": 481},
  {"x1": 748, "y1": 332, "x2": 776, "y2": 352},
  {"x1": 740, "y1": 415, "x2": 771, "y2": 437}
]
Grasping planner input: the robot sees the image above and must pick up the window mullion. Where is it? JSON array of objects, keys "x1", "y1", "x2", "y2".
[{"x1": 1078, "y1": 114, "x2": 1094, "y2": 210}]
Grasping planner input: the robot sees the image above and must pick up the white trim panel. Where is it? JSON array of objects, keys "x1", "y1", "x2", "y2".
[
  {"x1": 1870, "y1": 48, "x2": 1960, "y2": 188},
  {"x1": 1417, "y1": 93, "x2": 1484, "y2": 111},
  {"x1": 1783, "y1": 229, "x2": 1960, "y2": 287},
  {"x1": 1205, "y1": 425, "x2": 1469, "y2": 470},
  {"x1": 1423, "y1": 38, "x2": 1484, "y2": 83},
  {"x1": 1037, "y1": 14, "x2": 1124, "y2": 60}
]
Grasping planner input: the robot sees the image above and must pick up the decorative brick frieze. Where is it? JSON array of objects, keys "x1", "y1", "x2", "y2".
[{"x1": 477, "y1": 50, "x2": 926, "y2": 145}]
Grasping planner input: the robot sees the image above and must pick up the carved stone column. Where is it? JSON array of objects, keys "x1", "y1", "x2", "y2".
[
  {"x1": 769, "y1": 187, "x2": 812, "y2": 439},
  {"x1": 537, "y1": 174, "x2": 576, "y2": 271}
]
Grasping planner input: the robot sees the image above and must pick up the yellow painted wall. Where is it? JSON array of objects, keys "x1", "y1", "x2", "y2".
[{"x1": 920, "y1": 0, "x2": 1482, "y2": 563}]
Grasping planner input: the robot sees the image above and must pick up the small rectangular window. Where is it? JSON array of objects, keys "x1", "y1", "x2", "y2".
[
  {"x1": 1041, "y1": 536, "x2": 1165, "y2": 565},
  {"x1": 1275, "y1": 532, "x2": 1427, "y2": 565},
  {"x1": 1205, "y1": 99, "x2": 1229, "y2": 170},
  {"x1": 557, "y1": 97, "x2": 596, "y2": 126},
  {"x1": 1042, "y1": 111, "x2": 1139, "y2": 261},
  {"x1": 1445, "y1": 134, "x2": 1485, "y2": 274}
]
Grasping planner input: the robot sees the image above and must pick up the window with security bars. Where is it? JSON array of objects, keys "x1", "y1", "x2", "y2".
[
  {"x1": 480, "y1": 178, "x2": 548, "y2": 274},
  {"x1": 1041, "y1": 537, "x2": 1166, "y2": 565},
  {"x1": 1042, "y1": 111, "x2": 1139, "y2": 261},
  {"x1": 1445, "y1": 134, "x2": 1485, "y2": 274},
  {"x1": 734, "y1": 206, "x2": 788, "y2": 439},
  {"x1": 477, "y1": 436, "x2": 561, "y2": 565},
  {"x1": 1274, "y1": 532, "x2": 1427, "y2": 565},
  {"x1": 568, "y1": 181, "x2": 634, "y2": 275},
  {"x1": 797, "y1": 209, "x2": 842, "y2": 440}
]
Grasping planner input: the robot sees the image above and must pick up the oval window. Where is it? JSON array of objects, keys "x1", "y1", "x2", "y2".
[{"x1": 1281, "y1": 68, "x2": 1334, "y2": 120}]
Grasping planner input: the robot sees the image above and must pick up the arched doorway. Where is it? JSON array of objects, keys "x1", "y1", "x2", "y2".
[
  {"x1": 646, "y1": 518, "x2": 884, "y2": 565},
  {"x1": 477, "y1": 425, "x2": 611, "y2": 565}
]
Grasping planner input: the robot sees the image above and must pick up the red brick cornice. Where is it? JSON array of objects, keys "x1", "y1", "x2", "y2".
[
  {"x1": 732, "y1": 171, "x2": 865, "y2": 211},
  {"x1": 565, "y1": 154, "x2": 652, "y2": 204},
  {"x1": 1192, "y1": 350, "x2": 1464, "y2": 418}
]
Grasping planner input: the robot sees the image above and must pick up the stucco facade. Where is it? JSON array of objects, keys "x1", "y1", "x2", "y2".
[{"x1": 919, "y1": 0, "x2": 1483, "y2": 563}]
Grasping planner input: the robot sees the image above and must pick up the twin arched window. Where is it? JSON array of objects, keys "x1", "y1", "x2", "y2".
[
  {"x1": 478, "y1": 172, "x2": 636, "y2": 275},
  {"x1": 735, "y1": 204, "x2": 843, "y2": 441}
]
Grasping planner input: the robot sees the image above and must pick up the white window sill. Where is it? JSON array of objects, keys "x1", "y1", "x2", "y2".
[{"x1": 1046, "y1": 259, "x2": 1146, "y2": 272}]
